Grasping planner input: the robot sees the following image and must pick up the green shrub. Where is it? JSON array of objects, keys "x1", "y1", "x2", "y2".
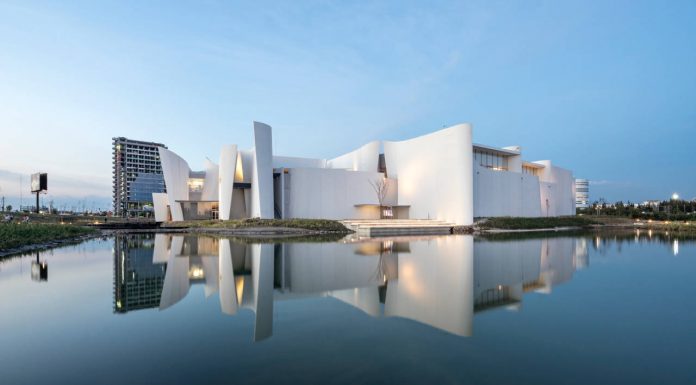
[
  {"x1": 0, "y1": 223, "x2": 96, "y2": 250},
  {"x1": 478, "y1": 216, "x2": 598, "y2": 230},
  {"x1": 164, "y1": 218, "x2": 351, "y2": 232}
]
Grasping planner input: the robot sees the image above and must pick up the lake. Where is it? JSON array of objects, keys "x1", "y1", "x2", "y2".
[{"x1": 0, "y1": 231, "x2": 694, "y2": 385}]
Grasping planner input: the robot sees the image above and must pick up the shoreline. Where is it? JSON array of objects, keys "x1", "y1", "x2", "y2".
[
  {"x1": 0, "y1": 232, "x2": 103, "y2": 259},
  {"x1": 3, "y1": 220, "x2": 694, "y2": 259}
]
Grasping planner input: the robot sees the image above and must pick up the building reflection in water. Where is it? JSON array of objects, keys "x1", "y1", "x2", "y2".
[
  {"x1": 113, "y1": 233, "x2": 590, "y2": 341},
  {"x1": 113, "y1": 235, "x2": 166, "y2": 313}
]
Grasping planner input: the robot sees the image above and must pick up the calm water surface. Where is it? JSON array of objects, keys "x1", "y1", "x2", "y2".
[{"x1": 0, "y1": 232, "x2": 694, "y2": 385}]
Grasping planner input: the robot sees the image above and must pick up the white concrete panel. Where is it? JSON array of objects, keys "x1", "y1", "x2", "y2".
[
  {"x1": 219, "y1": 145, "x2": 238, "y2": 220},
  {"x1": 158, "y1": 147, "x2": 191, "y2": 221},
  {"x1": 251, "y1": 122, "x2": 274, "y2": 218},
  {"x1": 201, "y1": 159, "x2": 219, "y2": 202},
  {"x1": 384, "y1": 124, "x2": 474, "y2": 225},
  {"x1": 238, "y1": 150, "x2": 254, "y2": 184},
  {"x1": 535, "y1": 161, "x2": 576, "y2": 216},
  {"x1": 473, "y1": 165, "x2": 542, "y2": 217},
  {"x1": 285, "y1": 168, "x2": 386, "y2": 220},
  {"x1": 152, "y1": 193, "x2": 169, "y2": 222},
  {"x1": 327, "y1": 140, "x2": 380, "y2": 172}
]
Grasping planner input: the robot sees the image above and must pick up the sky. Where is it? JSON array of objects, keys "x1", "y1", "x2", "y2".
[{"x1": 1, "y1": 0, "x2": 695, "y2": 210}]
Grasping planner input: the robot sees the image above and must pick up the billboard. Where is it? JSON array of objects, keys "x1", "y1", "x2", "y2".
[{"x1": 31, "y1": 173, "x2": 47, "y2": 193}]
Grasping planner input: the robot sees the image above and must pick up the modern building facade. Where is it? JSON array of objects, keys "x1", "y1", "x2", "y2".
[
  {"x1": 112, "y1": 137, "x2": 167, "y2": 217},
  {"x1": 575, "y1": 179, "x2": 590, "y2": 209},
  {"x1": 153, "y1": 122, "x2": 576, "y2": 225}
]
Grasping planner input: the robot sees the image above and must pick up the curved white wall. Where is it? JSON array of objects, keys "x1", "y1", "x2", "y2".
[
  {"x1": 327, "y1": 140, "x2": 380, "y2": 172},
  {"x1": 384, "y1": 124, "x2": 474, "y2": 225},
  {"x1": 219, "y1": 145, "x2": 238, "y2": 220},
  {"x1": 158, "y1": 147, "x2": 191, "y2": 221}
]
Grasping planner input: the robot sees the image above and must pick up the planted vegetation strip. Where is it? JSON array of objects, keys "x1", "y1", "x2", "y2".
[
  {"x1": 164, "y1": 218, "x2": 351, "y2": 232},
  {"x1": 479, "y1": 216, "x2": 599, "y2": 230},
  {"x1": 0, "y1": 223, "x2": 96, "y2": 250}
]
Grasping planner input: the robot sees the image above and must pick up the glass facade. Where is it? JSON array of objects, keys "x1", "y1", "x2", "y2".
[
  {"x1": 131, "y1": 173, "x2": 166, "y2": 201},
  {"x1": 522, "y1": 166, "x2": 541, "y2": 176},
  {"x1": 473, "y1": 149, "x2": 508, "y2": 171}
]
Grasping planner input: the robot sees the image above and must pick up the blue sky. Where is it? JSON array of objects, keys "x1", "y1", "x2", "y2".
[{"x1": 1, "y1": 0, "x2": 695, "y2": 209}]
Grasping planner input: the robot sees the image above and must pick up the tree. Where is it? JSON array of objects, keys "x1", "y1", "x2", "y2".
[
  {"x1": 369, "y1": 178, "x2": 389, "y2": 219},
  {"x1": 6, "y1": 205, "x2": 12, "y2": 212}
]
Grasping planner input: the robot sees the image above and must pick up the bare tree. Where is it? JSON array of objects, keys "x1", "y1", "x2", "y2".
[{"x1": 369, "y1": 178, "x2": 389, "y2": 219}]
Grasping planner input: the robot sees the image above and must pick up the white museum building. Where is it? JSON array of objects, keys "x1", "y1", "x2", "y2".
[{"x1": 152, "y1": 122, "x2": 576, "y2": 226}]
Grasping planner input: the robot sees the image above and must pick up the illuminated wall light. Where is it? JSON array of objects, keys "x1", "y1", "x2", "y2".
[
  {"x1": 189, "y1": 267, "x2": 204, "y2": 279},
  {"x1": 234, "y1": 154, "x2": 244, "y2": 182}
]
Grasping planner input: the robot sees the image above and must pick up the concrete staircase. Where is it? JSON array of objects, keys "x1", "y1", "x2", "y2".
[{"x1": 340, "y1": 219, "x2": 455, "y2": 237}]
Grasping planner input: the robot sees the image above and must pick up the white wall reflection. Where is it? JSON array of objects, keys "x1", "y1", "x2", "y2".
[{"x1": 115, "y1": 233, "x2": 589, "y2": 341}]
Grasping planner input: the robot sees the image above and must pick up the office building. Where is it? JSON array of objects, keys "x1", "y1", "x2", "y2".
[{"x1": 112, "y1": 137, "x2": 167, "y2": 217}]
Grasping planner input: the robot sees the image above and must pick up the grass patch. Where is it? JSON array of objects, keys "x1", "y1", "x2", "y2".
[
  {"x1": 478, "y1": 216, "x2": 599, "y2": 230},
  {"x1": 0, "y1": 223, "x2": 97, "y2": 251},
  {"x1": 162, "y1": 218, "x2": 351, "y2": 232},
  {"x1": 194, "y1": 232, "x2": 349, "y2": 244}
]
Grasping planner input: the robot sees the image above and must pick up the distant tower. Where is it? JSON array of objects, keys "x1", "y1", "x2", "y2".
[
  {"x1": 112, "y1": 137, "x2": 167, "y2": 217},
  {"x1": 575, "y1": 179, "x2": 590, "y2": 209}
]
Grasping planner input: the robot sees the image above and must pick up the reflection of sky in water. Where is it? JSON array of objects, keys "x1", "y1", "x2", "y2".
[{"x1": 0, "y1": 232, "x2": 694, "y2": 385}]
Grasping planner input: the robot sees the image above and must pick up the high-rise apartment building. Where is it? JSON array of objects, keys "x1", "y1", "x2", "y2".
[
  {"x1": 575, "y1": 179, "x2": 590, "y2": 209},
  {"x1": 112, "y1": 137, "x2": 167, "y2": 217}
]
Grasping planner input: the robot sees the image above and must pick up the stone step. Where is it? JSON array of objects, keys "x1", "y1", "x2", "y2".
[{"x1": 340, "y1": 219, "x2": 455, "y2": 236}]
